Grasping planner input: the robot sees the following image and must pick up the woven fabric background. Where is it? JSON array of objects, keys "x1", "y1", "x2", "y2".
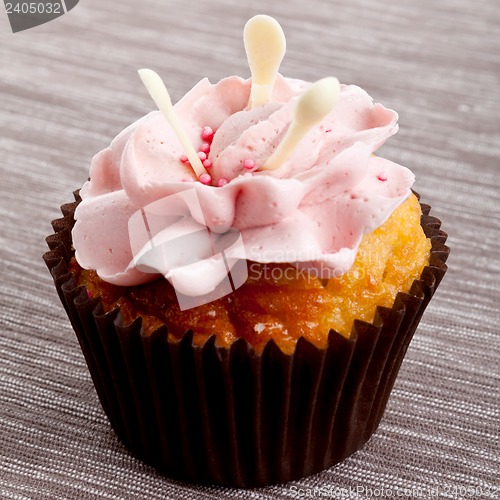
[{"x1": 1, "y1": 0, "x2": 499, "y2": 498}]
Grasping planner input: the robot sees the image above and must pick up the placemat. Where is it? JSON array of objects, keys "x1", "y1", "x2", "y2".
[{"x1": 1, "y1": 0, "x2": 499, "y2": 498}]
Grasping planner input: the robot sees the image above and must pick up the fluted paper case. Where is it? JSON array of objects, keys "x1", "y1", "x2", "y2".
[{"x1": 43, "y1": 192, "x2": 449, "y2": 487}]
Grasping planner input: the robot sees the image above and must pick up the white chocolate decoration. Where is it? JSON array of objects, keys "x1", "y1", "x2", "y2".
[
  {"x1": 244, "y1": 15, "x2": 286, "y2": 108},
  {"x1": 138, "y1": 69, "x2": 208, "y2": 178},
  {"x1": 263, "y1": 77, "x2": 340, "y2": 171}
]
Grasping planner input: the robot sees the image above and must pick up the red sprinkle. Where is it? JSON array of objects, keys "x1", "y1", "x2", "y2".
[
  {"x1": 243, "y1": 158, "x2": 255, "y2": 170},
  {"x1": 180, "y1": 154, "x2": 189, "y2": 163},
  {"x1": 198, "y1": 151, "x2": 207, "y2": 161},
  {"x1": 201, "y1": 126, "x2": 214, "y2": 142},
  {"x1": 199, "y1": 173, "x2": 212, "y2": 185},
  {"x1": 200, "y1": 142, "x2": 211, "y2": 154},
  {"x1": 217, "y1": 178, "x2": 229, "y2": 187},
  {"x1": 203, "y1": 159, "x2": 213, "y2": 168},
  {"x1": 377, "y1": 172, "x2": 388, "y2": 182},
  {"x1": 87, "y1": 290, "x2": 93, "y2": 299}
]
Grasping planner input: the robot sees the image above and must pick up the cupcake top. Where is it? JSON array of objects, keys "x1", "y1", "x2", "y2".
[{"x1": 72, "y1": 15, "x2": 414, "y2": 299}]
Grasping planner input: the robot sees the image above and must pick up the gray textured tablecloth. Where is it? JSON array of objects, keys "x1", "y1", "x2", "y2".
[{"x1": 1, "y1": 0, "x2": 499, "y2": 498}]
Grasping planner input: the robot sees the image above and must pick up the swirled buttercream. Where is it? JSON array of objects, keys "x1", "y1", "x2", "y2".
[{"x1": 72, "y1": 74, "x2": 414, "y2": 295}]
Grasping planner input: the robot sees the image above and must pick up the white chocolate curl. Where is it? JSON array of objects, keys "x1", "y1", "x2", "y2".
[
  {"x1": 138, "y1": 69, "x2": 208, "y2": 178},
  {"x1": 244, "y1": 15, "x2": 286, "y2": 108},
  {"x1": 263, "y1": 77, "x2": 340, "y2": 170}
]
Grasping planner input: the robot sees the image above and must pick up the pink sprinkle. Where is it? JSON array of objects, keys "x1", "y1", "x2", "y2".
[
  {"x1": 243, "y1": 158, "x2": 255, "y2": 170},
  {"x1": 203, "y1": 159, "x2": 212, "y2": 168},
  {"x1": 198, "y1": 151, "x2": 207, "y2": 161},
  {"x1": 377, "y1": 172, "x2": 388, "y2": 182},
  {"x1": 325, "y1": 129, "x2": 332, "y2": 133},
  {"x1": 180, "y1": 154, "x2": 189, "y2": 163},
  {"x1": 217, "y1": 178, "x2": 229, "y2": 187},
  {"x1": 87, "y1": 290, "x2": 93, "y2": 299},
  {"x1": 199, "y1": 173, "x2": 212, "y2": 185},
  {"x1": 200, "y1": 142, "x2": 211, "y2": 153},
  {"x1": 201, "y1": 126, "x2": 214, "y2": 142}
]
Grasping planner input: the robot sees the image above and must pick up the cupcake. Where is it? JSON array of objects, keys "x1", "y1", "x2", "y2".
[{"x1": 44, "y1": 15, "x2": 449, "y2": 487}]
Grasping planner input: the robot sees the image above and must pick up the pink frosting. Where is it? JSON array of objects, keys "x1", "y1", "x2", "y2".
[{"x1": 73, "y1": 75, "x2": 414, "y2": 294}]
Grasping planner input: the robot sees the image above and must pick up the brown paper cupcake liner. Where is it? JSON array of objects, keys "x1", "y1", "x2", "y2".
[{"x1": 43, "y1": 191, "x2": 449, "y2": 487}]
